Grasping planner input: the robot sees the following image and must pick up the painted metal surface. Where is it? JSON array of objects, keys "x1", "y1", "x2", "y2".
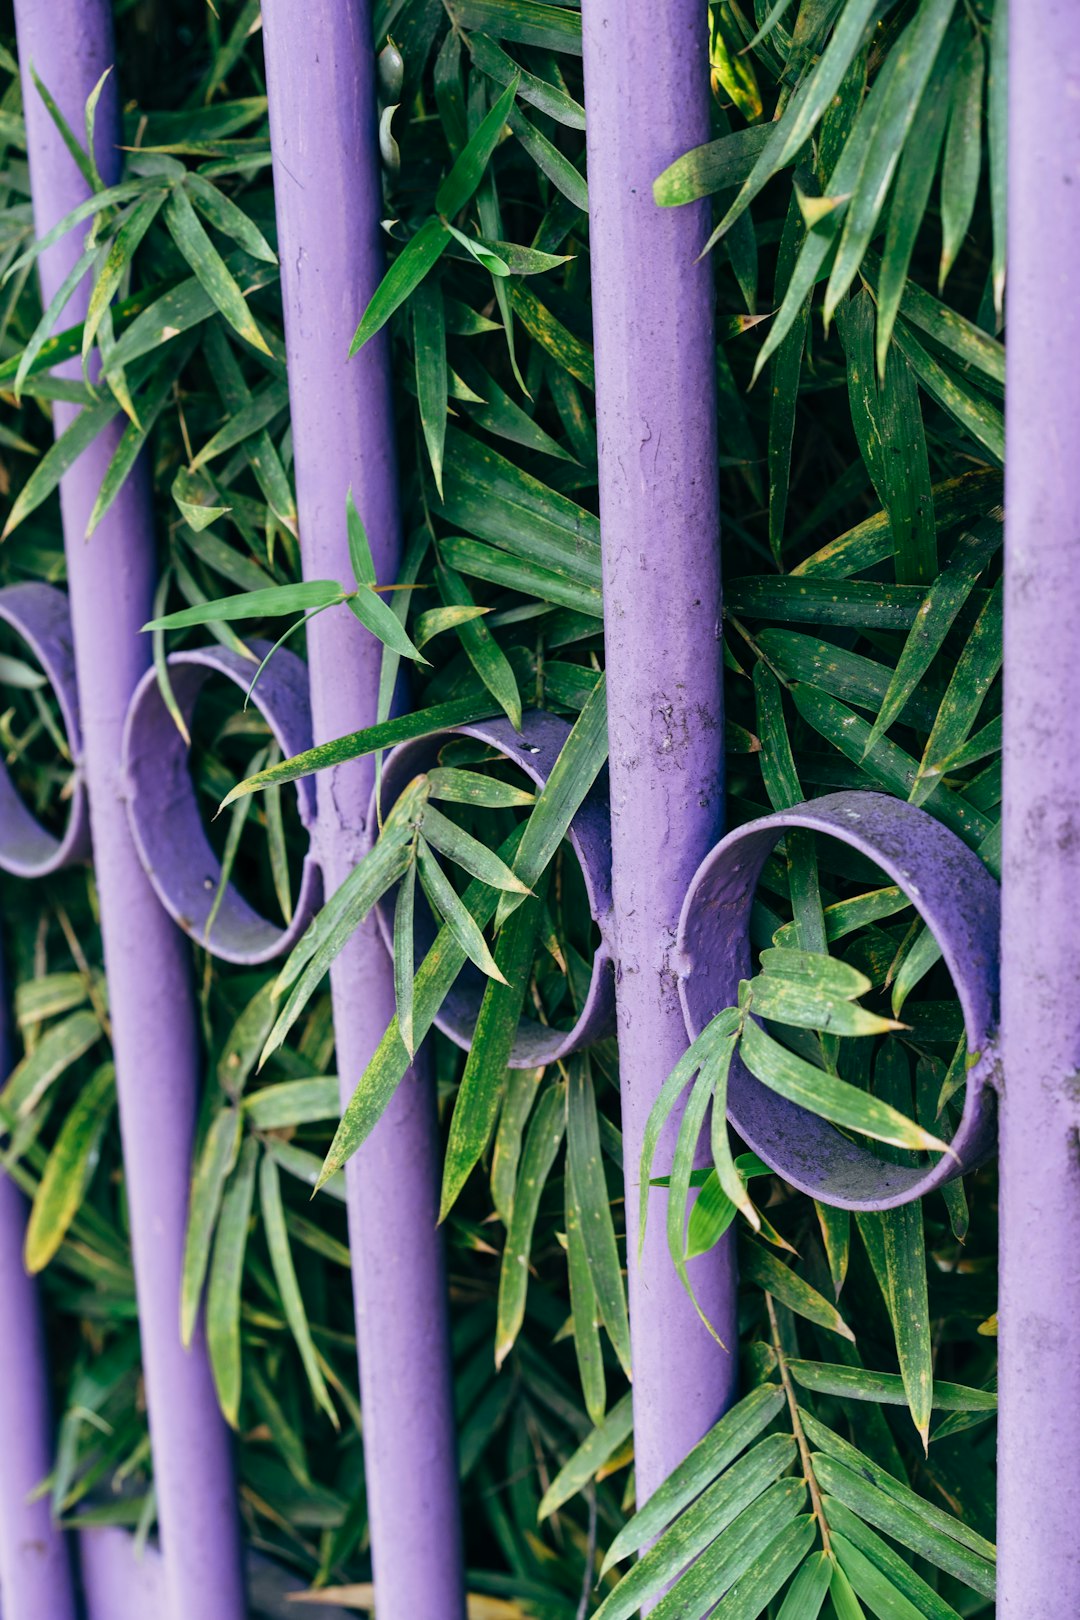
[
  {"x1": 124, "y1": 643, "x2": 321, "y2": 964},
  {"x1": 580, "y1": 0, "x2": 738, "y2": 1504},
  {"x1": 374, "y1": 712, "x2": 616, "y2": 1063},
  {"x1": 10, "y1": 4, "x2": 247, "y2": 1615},
  {"x1": 999, "y1": 5, "x2": 1080, "y2": 1610},
  {"x1": 679, "y1": 790, "x2": 999, "y2": 1207},
  {"x1": 259, "y1": 3, "x2": 465, "y2": 1613}
]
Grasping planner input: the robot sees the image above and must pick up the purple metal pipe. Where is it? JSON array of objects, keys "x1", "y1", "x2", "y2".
[
  {"x1": 0, "y1": 954, "x2": 78, "y2": 1620},
  {"x1": 260, "y1": 5, "x2": 464, "y2": 1615},
  {"x1": 12, "y1": 6, "x2": 246, "y2": 1616},
  {"x1": 580, "y1": 0, "x2": 737, "y2": 1501},
  {"x1": 1000, "y1": 7, "x2": 1080, "y2": 1610}
]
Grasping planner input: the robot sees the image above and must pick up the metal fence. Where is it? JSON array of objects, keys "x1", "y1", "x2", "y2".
[{"x1": 0, "y1": 0, "x2": 1075, "y2": 1616}]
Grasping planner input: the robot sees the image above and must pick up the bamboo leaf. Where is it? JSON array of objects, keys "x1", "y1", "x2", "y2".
[
  {"x1": 25, "y1": 1063, "x2": 116, "y2": 1274},
  {"x1": 259, "y1": 1151, "x2": 338, "y2": 1427},
  {"x1": 495, "y1": 1080, "x2": 566, "y2": 1366},
  {"x1": 348, "y1": 217, "x2": 451, "y2": 354},
  {"x1": 164, "y1": 184, "x2": 271, "y2": 354},
  {"x1": 180, "y1": 1104, "x2": 242, "y2": 1346},
  {"x1": 207, "y1": 1136, "x2": 259, "y2": 1427}
]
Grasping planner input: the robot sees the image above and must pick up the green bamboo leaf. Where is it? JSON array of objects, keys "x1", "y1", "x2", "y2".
[
  {"x1": 414, "y1": 605, "x2": 490, "y2": 648},
  {"x1": 143, "y1": 579, "x2": 343, "y2": 631},
  {"x1": 437, "y1": 75, "x2": 518, "y2": 218},
  {"x1": 393, "y1": 856, "x2": 417, "y2": 1057},
  {"x1": 654, "y1": 125, "x2": 771, "y2": 207},
  {"x1": 567, "y1": 1060, "x2": 632, "y2": 1376},
  {"x1": 2, "y1": 397, "x2": 120, "y2": 539},
  {"x1": 988, "y1": 0, "x2": 1007, "y2": 313},
  {"x1": 427, "y1": 767, "x2": 534, "y2": 809},
  {"x1": 171, "y1": 465, "x2": 231, "y2": 532},
  {"x1": 412, "y1": 275, "x2": 447, "y2": 496},
  {"x1": 822, "y1": 0, "x2": 959, "y2": 327},
  {"x1": 446, "y1": 221, "x2": 510, "y2": 276},
  {"x1": 814, "y1": 1455, "x2": 995, "y2": 1597},
  {"x1": 758, "y1": 947, "x2": 872, "y2": 1000},
  {"x1": 648, "y1": 1485, "x2": 808, "y2": 1620},
  {"x1": 87, "y1": 340, "x2": 196, "y2": 535},
  {"x1": 565, "y1": 1163, "x2": 605, "y2": 1424},
  {"x1": 739, "y1": 1018, "x2": 948, "y2": 1155},
  {"x1": 81, "y1": 191, "x2": 168, "y2": 364},
  {"x1": 416, "y1": 835, "x2": 508, "y2": 984},
  {"x1": 346, "y1": 582, "x2": 427, "y2": 663},
  {"x1": 349, "y1": 217, "x2": 451, "y2": 354},
  {"x1": 741, "y1": 1241, "x2": 855, "y2": 1340},
  {"x1": 180, "y1": 1104, "x2": 242, "y2": 1346},
  {"x1": 775, "y1": 1550, "x2": 833, "y2": 1620},
  {"x1": 259, "y1": 1152, "x2": 338, "y2": 1427},
  {"x1": 25, "y1": 1063, "x2": 115, "y2": 1274},
  {"x1": 13, "y1": 241, "x2": 99, "y2": 403},
  {"x1": 2, "y1": 1010, "x2": 102, "y2": 1118},
  {"x1": 708, "y1": 0, "x2": 880, "y2": 242},
  {"x1": 30, "y1": 63, "x2": 105, "y2": 191},
  {"x1": 242, "y1": 1078, "x2": 340, "y2": 1130},
  {"x1": 786, "y1": 1359, "x2": 995, "y2": 1412},
  {"x1": 507, "y1": 104, "x2": 587, "y2": 211},
  {"x1": 939, "y1": 30, "x2": 985, "y2": 289},
  {"x1": 891, "y1": 318, "x2": 1004, "y2": 465},
  {"x1": 914, "y1": 578, "x2": 1003, "y2": 803},
  {"x1": 866, "y1": 518, "x2": 1001, "y2": 751},
  {"x1": 447, "y1": 0, "x2": 582, "y2": 55},
  {"x1": 189, "y1": 377, "x2": 291, "y2": 470},
  {"x1": 768, "y1": 195, "x2": 811, "y2": 566},
  {"x1": 872, "y1": 34, "x2": 958, "y2": 374},
  {"x1": 793, "y1": 469, "x2": 1001, "y2": 579},
  {"x1": 495, "y1": 1080, "x2": 565, "y2": 1366},
  {"x1": 816, "y1": 1200, "x2": 851, "y2": 1298},
  {"x1": 537, "y1": 1390, "x2": 633, "y2": 1521},
  {"x1": 830, "y1": 1558, "x2": 867, "y2": 1620},
  {"x1": 344, "y1": 486, "x2": 375, "y2": 585},
  {"x1": 509, "y1": 284, "x2": 594, "y2": 390},
  {"x1": 492, "y1": 1064, "x2": 543, "y2": 1225},
  {"x1": 206, "y1": 1136, "x2": 259, "y2": 1427},
  {"x1": 439, "y1": 534, "x2": 604, "y2": 617},
  {"x1": 865, "y1": 251, "x2": 1005, "y2": 389},
  {"x1": 686, "y1": 1170, "x2": 738, "y2": 1258},
  {"x1": 826, "y1": 1500, "x2": 967, "y2": 1620},
  {"x1": 747, "y1": 972, "x2": 901, "y2": 1037},
  {"x1": 456, "y1": 352, "x2": 577, "y2": 462},
  {"x1": 436, "y1": 559, "x2": 522, "y2": 727},
  {"x1": 220, "y1": 695, "x2": 502, "y2": 810},
  {"x1": 164, "y1": 185, "x2": 271, "y2": 354},
  {"x1": 712, "y1": 1517, "x2": 818, "y2": 1619},
  {"x1": 466, "y1": 33, "x2": 586, "y2": 127},
  {"x1": 593, "y1": 1435, "x2": 798, "y2": 1620},
  {"x1": 600, "y1": 1383, "x2": 786, "y2": 1575},
  {"x1": 185, "y1": 172, "x2": 277, "y2": 265},
  {"x1": 439, "y1": 888, "x2": 543, "y2": 1218}
]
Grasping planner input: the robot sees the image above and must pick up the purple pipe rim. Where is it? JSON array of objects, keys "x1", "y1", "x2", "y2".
[
  {"x1": 677, "y1": 789, "x2": 999, "y2": 1209},
  {"x1": 123, "y1": 643, "x2": 321, "y2": 964},
  {"x1": 372, "y1": 710, "x2": 616, "y2": 1064},
  {"x1": 0, "y1": 581, "x2": 90, "y2": 877}
]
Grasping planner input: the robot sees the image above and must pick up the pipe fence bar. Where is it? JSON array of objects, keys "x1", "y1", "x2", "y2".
[
  {"x1": 1000, "y1": 5, "x2": 1080, "y2": 1611},
  {"x1": 11, "y1": 6, "x2": 247, "y2": 1616},
  {"x1": 260, "y1": 5, "x2": 465, "y2": 1616},
  {"x1": 0, "y1": 953, "x2": 78, "y2": 1620},
  {"x1": 580, "y1": 0, "x2": 737, "y2": 1502}
]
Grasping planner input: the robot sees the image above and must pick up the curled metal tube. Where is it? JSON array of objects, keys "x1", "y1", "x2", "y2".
[{"x1": 677, "y1": 790, "x2": 999, "y2": 1210}]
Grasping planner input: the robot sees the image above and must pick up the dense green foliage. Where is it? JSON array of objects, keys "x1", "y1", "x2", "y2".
[{"x1": 0, "y1": 0, "x2": 1003, "y2": 1613}]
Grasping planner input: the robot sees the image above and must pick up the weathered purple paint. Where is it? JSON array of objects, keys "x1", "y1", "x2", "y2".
[
  {"x1": 11, "y1": 5, "x2": 246, "y2": 1615},
  {"x1": 679, "y1": 791, "x2": 999, "y2": 1207},
  {"x1": 0, "y1": 952, "x2": 79, "y2": 1620},
  {"x1": 260, "y1": 4, "x2": 465, "y2": 1614},
  {"x1": 1000, "y1": 7, "x2": 1080, "y2": 1609},
  {"x1": 124, "y1": 643, "x2": 321, "y2": 964},
  {"x1": 0, "y1": 584, "x2": 89, "y2": 876},
  {"x1": 580, "y1": 0, "x2": 737, "y2": 1501},
  {"x1": 374, "y1": 712, "x2": 616, "y2": 1064}
]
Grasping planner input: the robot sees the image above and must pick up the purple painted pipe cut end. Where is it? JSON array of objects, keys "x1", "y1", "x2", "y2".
[
  {"x1": 373, "y1": 711, "x2": 616, "y2": 1064},
  {"x1": 122, "y1": 642, "x2": 321, "y2": 965},
  {"x1": 677, "y1": 789, "x2": 999, "y2": 1210},
  {"x1": 0, "y1": 581, "x2": 90, "y2": 877}
]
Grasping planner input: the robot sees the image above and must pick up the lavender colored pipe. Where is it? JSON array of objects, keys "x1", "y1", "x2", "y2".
[
  {"x1": 11, "y1": 6, "x2": 246, "y2": 1615},
  {"x1": 999, "y1": 7, "x2": 1080, "y2": 1611},
  {"x1": 0, "y1": 953, "x2": 78, "y2": 1620},
  {"x1": 580, "y1": 0, "x2": 737, "y2": 1501},
  {"x1": 260, "y1": 5, "x2": 465, "y2": 1615}
]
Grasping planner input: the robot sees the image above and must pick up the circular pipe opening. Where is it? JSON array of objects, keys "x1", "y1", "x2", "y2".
[
  {"x1": 373, "y1": 711, "x2": 615, "y2": 1065},
  {"x1": 122, "y1": 643, "x2": 321, "y2": 966},
  {"x1": 0, "y1": 582, "x2": 89, "y2": 878},
  {"x1": 677, "y1": 789, "x2": 999, "y2": 1210}
]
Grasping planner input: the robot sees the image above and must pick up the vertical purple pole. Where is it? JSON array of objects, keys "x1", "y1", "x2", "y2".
[
  {"x1": 0, "y1": 955, "x2": 78, "y2": 1620},
  {"x1": 11, "y1": 6, "x2": 246, "y2": 1617},
  {"x1": 580, "y1": 0, "x2": 737, "y2": 1501},
  {"x1": 260, "y1": 6, "x2": 465, "y2": 1616},
  {"x1": 1000, "y1": 7, "x2": 1080, "y2": 1611}
]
